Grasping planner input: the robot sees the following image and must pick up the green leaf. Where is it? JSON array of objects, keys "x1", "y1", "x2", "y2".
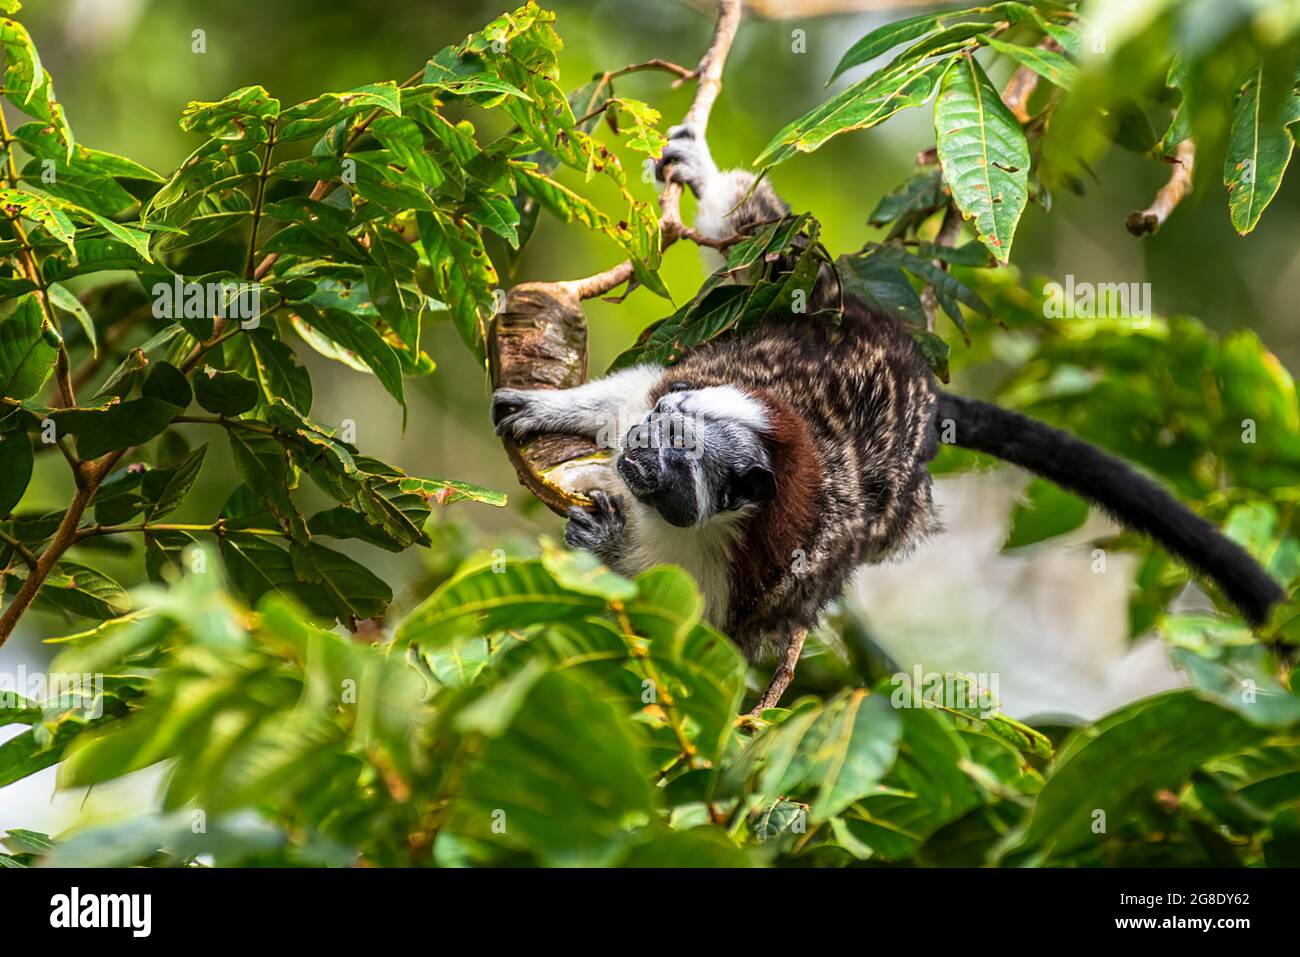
[
  {"x1": 51, "y1": 396, "x2": 184, "y2": 460},
  {"x1": 46, "y1": 282, "x2": 95, "y2": 353},
  {"x1": 909, "y1": 327, "x2": 951, "y2": 381},
  {"x1": 219, "y1": 531, "x2": 297, "y2": 607},
  {"x1": 0, "y1": 728, "x2": 65, "y2": 789},
  {"x1": 291, "y1": 304, "x2": 405, "y2": 415},
  {"x1": 242, "y1": 328, "x2": 313, "y2": 414},
  {"x1": 1224, "y1": 63, "x2": 1299, "y2": 236},
  {"x1": 980, "y1": 34, "x2": 1078, "y2": 90},
  {"x1": 625, "y1": 566, "x2": 746, "y2": 762},
  {"x1": 417, "y1": 209, "x2": 498, "y2": 358},
  {"x1": 144, "y1": 529, "x2": 196, "y2": 583},
  {"x1": 1172, "y1": 646, "x2": 1300, "y2": 729},
  {"x1": 0, "y1": 14, "x2": 42, "y2": 105},
  {"x1": 828, "y1": 11, "x2": 944, "y2": 83},
  {"x1": 227, "y1": 430, "x2": 306, "y2": 540},
  {"x1": 289, "y1": 541, "x2": 392, "y2": 623},
  {"x1": 39, "y1": 561, "x2": 130, "y2": 619},
  {"x1": 868, "y1": 165, "x2": 948, "y2": 228},
  {"x1": 1017, "y1": 691, "x2": 1264, "y2": 857},
  {"x1": 396, "y1": 557, "x2": 606, "y2": 650},
  {"x1": 1003, "y1": 478, "x2": 1089, "y2": 550},
  {"x1": 277, "y1": 82, "x2": 400, "y2": 142},
  {"x1": 83, "y1": 211, "x2": 153, "y2": 263},
  {"x1": 803, "y1": 690, "x2": 903, "y2": 823},
  {"x1": 0, "y1": 426, "x2": 32, "y2": 516},
  {"x1": 448, "y1": 669, "x2": 655, "y2": 866},
  {"x1": 91, "y1": 466, "x2": 145, "y2": 525},
  {"x1": 397, "y1": 475, "x2": 507, "y2": 508},
  {"x1": 934, "y1": 54, "x2": 1030, "y2": 263},
  {"x1": 142, "y1": 444, "x2": 206, "y2": 521},
  {"x1": 142, "y1": 359, "x2": 193, "y2": 408},
  {"x1": 194, "y1": 367, "x2": 259, "y2": 416},
  {"x1": 179, "y1": 85, "x2": 279, "y2": 138},
  {"x1": 0, "y1": 188, "x2": 76, "y2": 249},
  {"x1": 540, "y1": 544, "x2": 636, "y2": 603},
  {"x1": 756, "y1": 57, "x2": 948, "y2": 168},
  {"x1": 1, "y1": 30, "x2": 74, "y2": 161},
  {"x1": 840, "y1": 254, "x2": 926, "y2": 326}
]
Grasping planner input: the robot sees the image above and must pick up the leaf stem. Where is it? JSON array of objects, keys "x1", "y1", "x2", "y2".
[
  {"x1": 74, "y1": 520, "x2": 281, "y2": 542},
  {"x1": 612, "y1": 601, "x2": 702, "y2": 770},
  {"x1": 172, "y1": 414, "x2": 277, "y2": 436},
  {"x1": 244, "y1": 121, "x2": 277, "y2": 280},
  {"x1": 0, "y1": 526, "x2": 37, "y2": 569}
]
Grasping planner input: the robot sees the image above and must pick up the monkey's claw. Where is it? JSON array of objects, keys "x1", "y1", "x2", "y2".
[{"x1": 565, "y1": 490, "x2": 625, "y2": 559}]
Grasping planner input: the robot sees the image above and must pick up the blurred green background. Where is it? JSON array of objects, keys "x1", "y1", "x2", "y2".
[{"x1": 8, "y1": 0, "x2": 1299, "y2": 645}]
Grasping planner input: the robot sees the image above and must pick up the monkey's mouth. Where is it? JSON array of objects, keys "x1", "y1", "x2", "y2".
[{"x1": 616, "y1": 450, "x2": 660, "y2": 498}]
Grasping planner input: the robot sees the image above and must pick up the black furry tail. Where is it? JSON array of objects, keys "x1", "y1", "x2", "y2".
[{"x1": 936, "y1": 392, "x2": 1286, "y2": 627}]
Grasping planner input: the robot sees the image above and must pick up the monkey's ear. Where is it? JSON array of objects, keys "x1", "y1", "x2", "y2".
[{"x1": 729, "y1": 465, "x2": 776, "y2": 507}]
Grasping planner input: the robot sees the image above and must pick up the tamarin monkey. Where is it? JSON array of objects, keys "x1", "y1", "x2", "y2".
[{"x1": 492, "y1": 127, "x2": 1286, "y2": 712}]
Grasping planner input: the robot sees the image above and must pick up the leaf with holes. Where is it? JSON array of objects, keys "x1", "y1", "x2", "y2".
[
  {"x1": 934, "y1": 55, "x2": 1029, "y2": 263},
  {"x1": 1224, "y1": 63, "x2": 1300, "y2": 236}
]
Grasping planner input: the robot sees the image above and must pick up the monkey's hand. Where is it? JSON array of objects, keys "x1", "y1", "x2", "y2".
[
  {"x1": 655, "y1": 125, "x2": 718, "y2": 199},
  {"x1": 491, "y1": 388, "x2": 551, "y2": 438},
  {"x1": 565, "y1": 490, "x2": 626, "y2": 565}
]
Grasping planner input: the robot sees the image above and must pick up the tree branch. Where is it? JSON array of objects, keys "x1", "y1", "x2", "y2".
[
  {"x1": 999, "y1": 38, "x2": 1059, "y2": 124},
  {"x1": 554, "y1": 0, "x2": 743, "y2": 300},
  {"x1": 0, "y1": 450, "x2": 119, "y2": 647},
  {"x1": 0, "y1": 527, "x2": 37, "y2": 570},
  {"x1": 75, "y1": 521, "x2": 281, "y2": 542},
  {"x1": 1127, "y1": 138, "x2": 1196, "y2": 237}
]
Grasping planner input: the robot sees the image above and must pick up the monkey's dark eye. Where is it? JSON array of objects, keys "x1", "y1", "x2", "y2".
[{"x1": 670, "y1": 382, "x2": 691, "y2": 393}]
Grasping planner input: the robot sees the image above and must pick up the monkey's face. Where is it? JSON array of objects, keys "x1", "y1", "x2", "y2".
[{"x1": 615, "y1": 385, "x2": 776, "y2": 528}]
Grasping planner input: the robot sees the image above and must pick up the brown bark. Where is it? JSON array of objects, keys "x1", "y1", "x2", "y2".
[
  {"x1": 1127, "y1": 139, "x2": 1196, "y2": 237},
  {"x1": 488, "y1": 283, "x2": 601, "y2": 516}
]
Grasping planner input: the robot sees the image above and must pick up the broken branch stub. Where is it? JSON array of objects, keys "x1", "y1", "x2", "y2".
[{"x1": 488, "y1": 282, "x2": 606, "y2": 516}]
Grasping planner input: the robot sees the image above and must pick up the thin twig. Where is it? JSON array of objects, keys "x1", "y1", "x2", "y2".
[
  {"x1": 244, "y1": 121, "x2": 277, "y2": 280},
  {"x1": 0, "y1": 527, "x2": 37, "y2": 570},
  {"x1": 74, "y1": 521, "x2": 280, "y2": 542},
  {"x1": 920, "y1": 204, "x2": 963, "y2": 333},
  {"x1": 559, "y1": 0, "x2": 744, "y2": 300},
  {"x1": 0, "y1": 452, "x2": 116, "y2": 646},
  {"x1": 1127, "y1": 138, "x2": 1195, "y2": 237}
]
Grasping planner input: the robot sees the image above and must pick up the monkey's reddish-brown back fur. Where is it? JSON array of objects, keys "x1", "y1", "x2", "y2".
[{"x1": 651, "y1": 297, "x2": 941, "y2": 659}]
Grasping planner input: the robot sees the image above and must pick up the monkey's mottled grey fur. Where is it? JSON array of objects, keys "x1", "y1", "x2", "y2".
[{"x1": 492, "y1": 127, "x2": 1284, "y2": 671}]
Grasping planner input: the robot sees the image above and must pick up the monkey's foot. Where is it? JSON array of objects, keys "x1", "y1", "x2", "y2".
[{"x1": 655, "y1": 125, "x2": 717, "y2": 199}]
